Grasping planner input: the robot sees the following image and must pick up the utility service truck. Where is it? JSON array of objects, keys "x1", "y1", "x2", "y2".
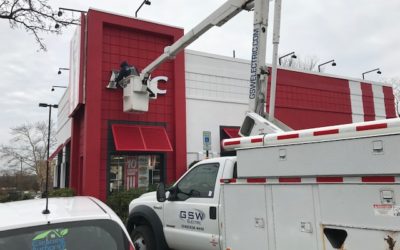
[
  {"x1": 117, "y1": 0, "x2": 400, "y2": 249},
  {"x1": 128, "y1": 118, "x2": 400, "y2": 250}
]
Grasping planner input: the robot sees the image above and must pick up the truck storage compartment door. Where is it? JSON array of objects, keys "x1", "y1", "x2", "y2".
[
  {"x1": 319, "y1": 184, "x2": 400, "y2": 249},
  {"x1": 221, "y1": 184, "x2": 268, "y2": 249},
  {"x1": 272, "y1": 185, "x2": 319, "y2": 250}
]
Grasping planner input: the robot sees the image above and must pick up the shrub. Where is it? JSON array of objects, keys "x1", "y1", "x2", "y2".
[
  {"x1": 48, "y1": 188, "x2": 75, "y2": 197},
  {"x1": 106, "y1": 188, "x2": 154, "y2": 222}
]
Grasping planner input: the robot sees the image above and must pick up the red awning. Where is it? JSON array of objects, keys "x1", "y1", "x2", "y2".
[
  {"x1": 223, "y1": 127, "x2": 240, "y2": 138},
  {"x1": 112, "y1": 124, "x2": 173, "y2": 152},
  {"x1": 49, "y1": 144, "x2": 64, "y2": 161}
]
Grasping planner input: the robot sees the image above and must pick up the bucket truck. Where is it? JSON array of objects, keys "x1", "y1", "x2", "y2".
[{"x1": 125, "y1": 1, "x2": 400, "y2": 250}]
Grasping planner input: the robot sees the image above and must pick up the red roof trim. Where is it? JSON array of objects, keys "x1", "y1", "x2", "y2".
[{"x1": 49, "y1": 144, "x2": 64, "y2": 161}]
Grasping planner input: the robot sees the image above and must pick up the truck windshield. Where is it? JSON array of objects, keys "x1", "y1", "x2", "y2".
[{"x1": 0, "y1": 219, "x2": 131, "y2": 250}]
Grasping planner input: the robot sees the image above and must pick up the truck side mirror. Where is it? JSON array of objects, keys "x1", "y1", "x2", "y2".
[{"x1": 156, "y1": 182, "x2": 167, "y2": 202}]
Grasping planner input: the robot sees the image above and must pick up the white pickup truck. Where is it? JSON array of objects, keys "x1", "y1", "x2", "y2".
[{"x1": 127, "y1": 118, "x2": 400, "y2": 250}]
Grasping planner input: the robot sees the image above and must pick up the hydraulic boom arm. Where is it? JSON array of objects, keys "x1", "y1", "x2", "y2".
[
  {"x1": 124, "y1": 0, "x2": 286, "y2": 135},
  {"x1": 139, "y1": 0, "x2": 255, "y2": 84}
]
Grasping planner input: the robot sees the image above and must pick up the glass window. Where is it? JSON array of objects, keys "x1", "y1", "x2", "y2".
[
  {"x1": 109, "y1": 154, "x2": 162, "y2": 192},
  {"x1": 176, "y1": 163, "x2": 219, "y2": 200},
  {"x1": 0, "y1": 220, "x2": 131, "y2": 250}
]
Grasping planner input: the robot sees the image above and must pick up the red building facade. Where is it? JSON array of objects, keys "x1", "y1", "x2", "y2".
[
  {"x1": 53, "y1": 10, "x2": 397, "y2": 202},
  {"x1": 69, "y1": 10, "x2": 186, "y2": 201}
]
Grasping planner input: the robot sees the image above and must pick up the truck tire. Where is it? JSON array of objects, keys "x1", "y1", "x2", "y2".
[{"x1": 131, "y1": 225, "x2": 156, "y2": 250}]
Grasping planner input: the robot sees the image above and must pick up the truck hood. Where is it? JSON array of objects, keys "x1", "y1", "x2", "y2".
[
  {"x1": 139, "y1": 191, "x2": 157, "y2": 200},
  {"x1": 129, "y1": 191, "x2": 158, "y2": 212}
]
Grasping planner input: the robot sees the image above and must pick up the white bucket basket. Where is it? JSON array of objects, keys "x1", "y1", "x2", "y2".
[{"x1": 123, "y1": 75, "x2": 149, "y2": 112}]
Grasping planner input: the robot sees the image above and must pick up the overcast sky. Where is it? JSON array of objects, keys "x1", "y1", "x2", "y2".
[{"x1": 0, "y1": 0, "x2": 399, "y2": 156}]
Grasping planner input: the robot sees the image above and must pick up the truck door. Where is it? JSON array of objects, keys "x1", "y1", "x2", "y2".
[{"x1": 163, "y1": 162, "x2": 221, "y2": 250}]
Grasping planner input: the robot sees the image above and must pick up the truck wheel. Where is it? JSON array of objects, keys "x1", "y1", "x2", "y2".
[{"x1": 131, "y1": 225, "x2": 156, "y2": 250}]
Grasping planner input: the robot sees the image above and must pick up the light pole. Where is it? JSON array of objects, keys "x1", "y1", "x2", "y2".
[
  {"x1": 55, "y1": 8, "x2": 86, "y2": 29},
  {"x1": 38, "y1": 103, "x2": 58, "y2": 214},
  {"x1": 362, "y1": 68, "x2": 381, "y2": 80},
  {"x1": 51, "y1": 85, "x2": 67, "y2": 92},
  {"x1": 135, "y1": 0, "x2": 151, "y2": 18},
  {"x1": 19, "y1": 157, "x2": 23, "y2": 191},
  {"x1": 278, "y1": 51, "x2": 296, "y2": 66},
  {"x1": 57, "y1": 68, "x2": 70, "y2": 75},
  {"x1": 57, "y1": 7, "x2": 87, "y2": 17},
  {"x1": 318, "y1": 60, "x2": 336, "y2": 72}
]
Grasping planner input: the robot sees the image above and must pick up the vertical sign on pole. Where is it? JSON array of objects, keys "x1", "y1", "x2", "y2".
[{"x1": 203, "y1": 131, "x2": 211, "y2": 158}]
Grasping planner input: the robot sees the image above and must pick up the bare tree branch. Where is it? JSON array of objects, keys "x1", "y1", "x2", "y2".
[
  {"x1": 280, "y1": 55, "x2": 320, "y2": 72},
  {"x1": 0, "y1": 0, "x2": 81, "y2": 51},
  {"x1": 0, "y1": 120, "x2": 56, "y2": 187},
  {"x1": 389, "y1": 78, "x2": 400, "y2": 117}
]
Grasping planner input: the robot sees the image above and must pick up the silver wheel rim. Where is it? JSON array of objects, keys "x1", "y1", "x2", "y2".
[{"x1": 133, "y1": 235, "x2": 146, "y2": 250}]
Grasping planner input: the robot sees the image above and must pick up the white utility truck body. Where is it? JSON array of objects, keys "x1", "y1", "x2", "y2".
[
  {"x1": 128, "y1": 118, "x2": 400, "y2": 250},
  {"x1": 123, "y1": 0, "x2": 399, "y2": 249}
]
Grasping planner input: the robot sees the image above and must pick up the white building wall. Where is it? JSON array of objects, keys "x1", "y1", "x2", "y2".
[
  {"x1": 56, "y1": 88, "x2": 72, "y2": 145},
  {"x1": 185, "y1": 50, "x2": 250, "y2": 164},
  {"x1": 54, "y1": 88, "x2": 71, "y2": 188}
]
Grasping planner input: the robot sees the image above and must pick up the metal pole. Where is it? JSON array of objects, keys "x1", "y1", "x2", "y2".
[
  {"x1": 43, "y1": 105, "x2": 51, "y2": 214},
  {"x1": 135, "y1": 0, "x2": 148, "y2": 18},
  {"x1": 269, "y1": 0, "x2": 282, "y2": 121},
  {"x1": 317, "y1": 59, "x2": 335, "y2": 72},
  {"x1": 20, "y1": 157, "x2": 23, "y2": 191}
]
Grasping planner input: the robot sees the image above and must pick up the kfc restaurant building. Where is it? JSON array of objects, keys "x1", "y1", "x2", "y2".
[{"x1": 52, "y1": 9, "x2": 397, "y2": 201}]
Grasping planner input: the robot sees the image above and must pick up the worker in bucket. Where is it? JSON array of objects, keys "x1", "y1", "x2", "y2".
[{"x1": 115, "y1": 61, "x2": 138, "y2": 85}]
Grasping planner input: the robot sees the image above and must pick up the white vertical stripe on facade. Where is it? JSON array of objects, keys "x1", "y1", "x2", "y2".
[
  {"x1": 348, "y1": 81, "x2": 364, "y2": 122},
  {"x1": 371, "y1": 85, "x2": 386, "y2": 120},
  {"x1": 53, "y1": 164, "x2": 58, "y2": 188}
]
